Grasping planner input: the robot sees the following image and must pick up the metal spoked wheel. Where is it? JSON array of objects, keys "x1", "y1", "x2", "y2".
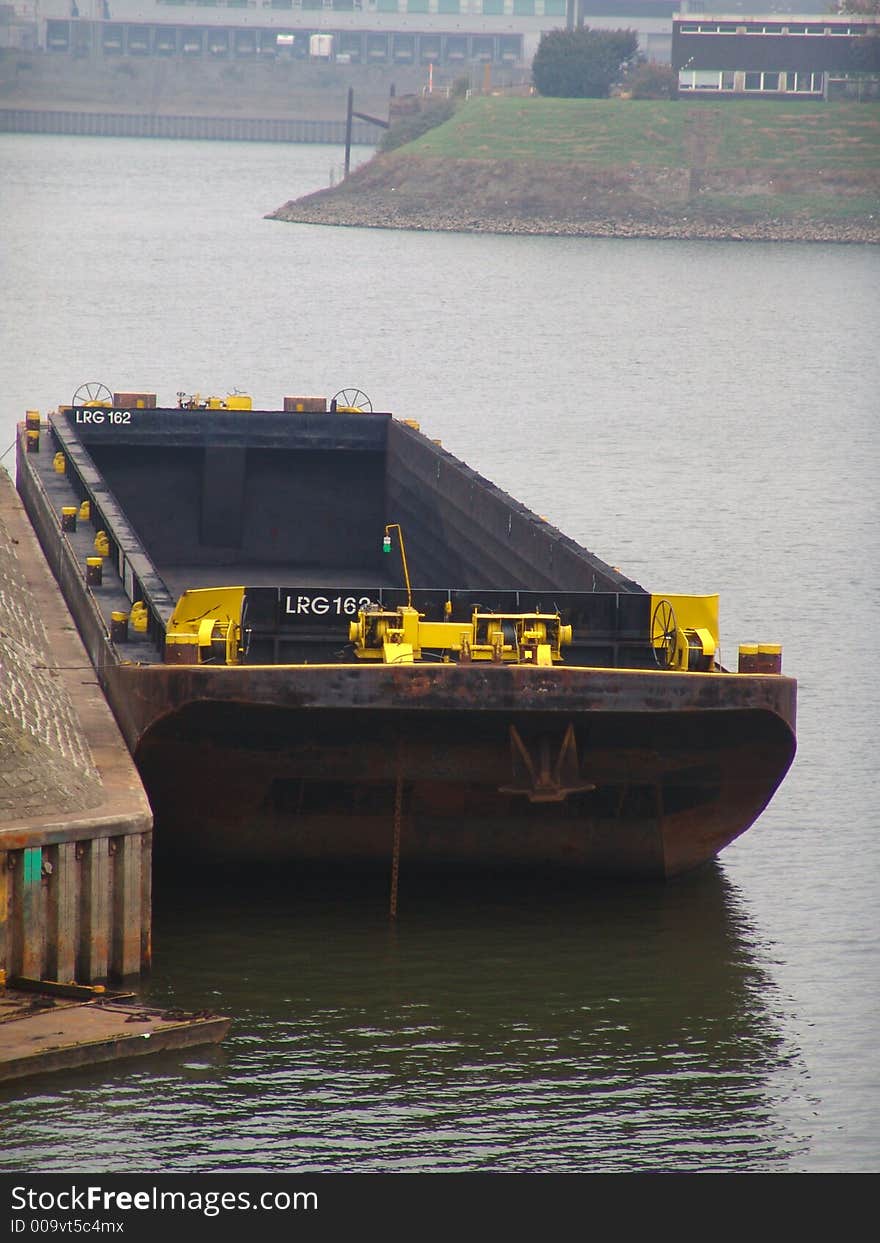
[
  {"x1": 72, "y1": 382, "x2": 113, "y2": 407},
  {"x1": 331, "y1": 388, "x2": 372, "y2": 413},
  {"x1": 651, "y1": 598, "x2": 678, "y2": 670}
]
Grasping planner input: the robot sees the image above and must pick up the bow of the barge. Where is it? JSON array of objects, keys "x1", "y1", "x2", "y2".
[{"x1": 112, "y1": 659, "x2": 795, "y2": 879}]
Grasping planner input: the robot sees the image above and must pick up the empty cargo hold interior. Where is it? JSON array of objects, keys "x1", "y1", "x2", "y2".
[{"x1": 76, "y1": 411, "x2": 642, "y2": 597}]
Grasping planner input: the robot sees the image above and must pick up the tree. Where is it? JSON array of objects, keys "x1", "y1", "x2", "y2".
[{"x1": 532, "y1": 27, "x2": 640, "y2": 99}]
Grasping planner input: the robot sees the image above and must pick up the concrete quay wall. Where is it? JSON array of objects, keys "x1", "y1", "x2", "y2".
[{"x1": 0, "y1": 449, "x2": 152, "y2": 987}]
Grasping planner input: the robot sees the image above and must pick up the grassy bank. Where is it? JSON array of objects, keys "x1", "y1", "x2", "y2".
[
  {"x1": 410, "y1": 95, "x2": 880, "y2": 170},
  {"x1": 271, "y1": 95, "x2": 880, "y2": 238}
]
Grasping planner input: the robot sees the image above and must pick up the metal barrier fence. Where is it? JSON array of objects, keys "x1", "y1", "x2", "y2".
[{"x1": 0, "y1": 108, "x2": 379, "y2": 144}]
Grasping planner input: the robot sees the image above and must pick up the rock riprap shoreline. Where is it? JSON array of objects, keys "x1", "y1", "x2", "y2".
[{"x1": 268, "y1": 153, "x2": 880, "y2": 244}]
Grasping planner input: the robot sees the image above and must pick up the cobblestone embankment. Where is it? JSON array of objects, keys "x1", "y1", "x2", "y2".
[
  {"x1": 0, "y1": 464, "x2": 149, "y2": 830},
  {"x1": 0, "y1": 472, "x2": 101, "y2": 822},
  {"x1": 1, "y1": 456, "x2": 153, "y2": 985}
]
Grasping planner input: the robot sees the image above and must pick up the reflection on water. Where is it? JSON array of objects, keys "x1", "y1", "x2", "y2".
[{"x1": 2, "y1": 865, "x2": 801, "y2": 1173}]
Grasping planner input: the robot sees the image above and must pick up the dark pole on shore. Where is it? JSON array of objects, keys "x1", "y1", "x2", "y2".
[
  {"x1": 344, "y1": 86, "x2": 353, "y2": 179},
  {"x1": 343, "y1": 91, "x2": 390, "y2": 179}
]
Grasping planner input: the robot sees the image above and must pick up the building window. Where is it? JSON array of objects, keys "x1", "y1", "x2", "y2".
[
  {"x1": 790, "y1": 71, "x2": 823, "y2": 92},
  {"x1": 513, "y1": 0, "x2": 535, "y2": 13},
  {"x1": 738, "y1": 71, "x2": 788, "y2": 93},
  {"x1": 679, "y1": 69, "x2": 722, "y2": 91},
  {"x1": 721, "y1": 71, "x2": 734, "y2": 91},
  {"x1": 483, "y1": 0, "x2": 505, "y2": 13},
  {"x1": 544, "y1": 0, "x2": 567, "y2": 15}
]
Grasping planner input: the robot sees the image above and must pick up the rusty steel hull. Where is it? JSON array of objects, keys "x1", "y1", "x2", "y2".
[{"x1": 111, "y1": 661, "x2": 796, "y2": 878}]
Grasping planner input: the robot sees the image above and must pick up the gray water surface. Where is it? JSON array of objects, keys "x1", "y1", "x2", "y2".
[{"x1": 1, "y1": 133, "x2": 877, "y2": 1173}]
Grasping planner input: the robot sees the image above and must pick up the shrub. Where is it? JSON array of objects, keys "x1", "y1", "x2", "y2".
[
  {"x1": 532, "y1": 27, "x2": 639, "y2": 99},
  {"x1": 627, "y1": 62, "x2": 678, "y2": 100},
  {"x1": 379, "y1": 99, "x2": 456, "y2": 152}
]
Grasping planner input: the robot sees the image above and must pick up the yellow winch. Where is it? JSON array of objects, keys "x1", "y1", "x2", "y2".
[{"x1": 349, "y1": 605, "x2": 571, "y2": 666}]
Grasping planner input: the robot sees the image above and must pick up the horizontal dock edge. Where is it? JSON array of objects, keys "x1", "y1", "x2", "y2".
[{"x1": 0, "y1": 990, "x2": 231, "y2": 1085}]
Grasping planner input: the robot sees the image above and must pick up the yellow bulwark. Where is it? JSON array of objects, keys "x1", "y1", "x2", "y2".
[{"x1": 165, "y1": 587, "x2": 245, "y2": 665}]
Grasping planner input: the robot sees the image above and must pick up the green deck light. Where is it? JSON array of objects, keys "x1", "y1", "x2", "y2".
[{"x1": 382, "y1": 534, "x2": 392, "y2": 554}]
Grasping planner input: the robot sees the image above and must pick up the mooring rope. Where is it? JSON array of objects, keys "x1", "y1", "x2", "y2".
[{"x1": 390, "y1": 739, "x2": 404, "y2": 919}]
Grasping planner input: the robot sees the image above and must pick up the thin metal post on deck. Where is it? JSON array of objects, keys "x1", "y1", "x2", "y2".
[{"x1": 390, "y1": 740, "x2": 404, "y2": 919}]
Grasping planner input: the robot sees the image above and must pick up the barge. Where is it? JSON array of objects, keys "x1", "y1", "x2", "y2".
[{"x1": 14, "y1": 386, "x2": 796, "y2": 880}]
